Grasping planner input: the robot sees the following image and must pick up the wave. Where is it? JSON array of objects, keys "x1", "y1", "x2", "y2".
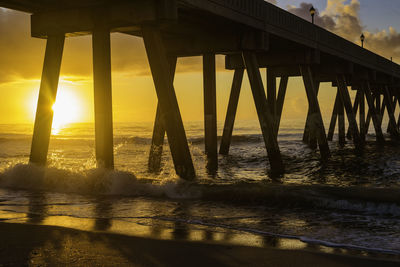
[
  {"x1": 0, "y1": 133, "x2": 306, "y2": 145},
  {"x1": 1, "y1": 164, "x2": 400, "y2": 216}
]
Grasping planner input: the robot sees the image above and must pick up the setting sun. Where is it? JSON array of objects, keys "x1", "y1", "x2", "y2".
[{"x1": 51, "y1": 88, "x2": 82, "y2": 134}]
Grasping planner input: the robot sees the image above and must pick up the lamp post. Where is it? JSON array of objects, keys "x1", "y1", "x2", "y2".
[
  {"x1": 360, "y1": 33, "x2": 365, "y2": 48},
  {"x1": 309, "y1": 6, "x2": 315, "y2": 24}
]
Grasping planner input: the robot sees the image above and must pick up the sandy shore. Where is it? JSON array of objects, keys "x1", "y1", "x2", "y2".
[{"x1": 0, "y1": 222, "x2": 398, "y2": 266}]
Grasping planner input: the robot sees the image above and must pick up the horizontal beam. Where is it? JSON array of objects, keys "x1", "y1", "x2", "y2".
[
  {"x1": 225, "y1": 50, "x2": 320, "y2": 69},
  {"x1": 31, "y1": 0, "x2": 177, "y2": 38},
  {"x1": 162, "y1": 30, "x2": 268, "y2": 56}
]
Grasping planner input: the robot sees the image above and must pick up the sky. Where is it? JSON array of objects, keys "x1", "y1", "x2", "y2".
[{"x1": 0, "y1": 0, "x2": 400, "y2": 126}]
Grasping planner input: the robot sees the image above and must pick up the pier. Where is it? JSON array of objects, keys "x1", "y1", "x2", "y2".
[{"x1": 1, "y1": 0, "x2": 400, "y2": 179}]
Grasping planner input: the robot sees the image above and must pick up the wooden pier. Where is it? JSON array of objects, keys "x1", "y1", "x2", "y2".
[{"x1": 1, "y1": 0, "x2": 400, "y2": 179}]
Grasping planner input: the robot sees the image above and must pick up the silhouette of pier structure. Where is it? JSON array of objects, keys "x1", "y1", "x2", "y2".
[{"x1": 1, "y1": 0, "x2": 400, "y2": 179}]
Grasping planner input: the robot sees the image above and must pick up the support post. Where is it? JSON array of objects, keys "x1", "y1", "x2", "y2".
[
  {"x1": 267, "y1": 68, "x2": 276, "y2": 123},
  {"x1": 220, "y1": 68, "x2": 244, "y2": 155},
  {"x1": 274, "y1": 76, "x2": 289, "y2": 136},
  {"x1": 327, "y1": 91, "x2": 339, "y2": 141},
  {"x1": 142, "y1": 24, "x2": 195, "y2": 179},
  {"x1": 203, "y1": 53, "x2": 218, "y2": 172},
  {"x1": 30, "y1": 34, "x2": 65, "y2": 165},
  {"x1": 346, "y1": 90, "x2": 360, "y2": 140},
  {"x1": 303, "y1": 82, "x2": 320, "y2": 147},
  {"x1": 383, "y1": 85, "x2": 399, "y2": 138},
  {"x1": 388, "y1": 95, "x2": 398, "y2": 133},
  {"x1": 338, "y1": 89, "x2": 346, "y2": 146},
  {"x1": 336, "y1": 75, "x2": 361, "y2": 149},
  {"x1": 93, "y1": 27, "x2": 114, "y2": 169},
  {"x1": 376, "y1": 93, "x2": 381, "y2": 121},
  {"x1": 242, "y1": 51, "x2": 284, "y2": 175},
  {"x1": 359, "y1": 89, "x2": 366, "y2": 140},
  {"x1": 148, "y1": 56, "x2": 177, "y2": 173},
  {"x1": 364, "y1": 93, "x2": 376, "y2": 136},
  {"x1": 300, "y1": 65, "x2": 330, "y2": 159},
  {"x1": 364, "y1": 82, "x2": 385, "y2": 142},
  {"x1": 397, "y1": 95, "x2": 400, "y2": 130}
]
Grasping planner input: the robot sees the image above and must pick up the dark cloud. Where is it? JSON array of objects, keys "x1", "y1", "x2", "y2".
[
  {"x1": 287, "y1": 0, "x2": 400, "y2": 62},
  {"x1": 286, "y1": 3, "x2": 335, "y2": 31}
]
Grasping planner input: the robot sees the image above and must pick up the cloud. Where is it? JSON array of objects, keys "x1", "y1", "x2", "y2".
[
  {"x1": 0, "y1": 9, "x2": 45, "y2": 83},
  {"x1": 286, "y1": 3, "x2": 336, "y2": 31},
  {"x1": 287, "y1": 0, "x2": 400, "y2": 61},
  {"x1": 265, "y1": 0, "x2": 277, "y2": 5}
]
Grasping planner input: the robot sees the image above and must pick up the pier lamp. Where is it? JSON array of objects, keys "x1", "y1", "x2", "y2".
[
  {"x1": 309, "y1": 6, "x2": 315, "y2": 24},
  {"x1": 360, "y1": 33, "x2": 365, "y2": 48}
]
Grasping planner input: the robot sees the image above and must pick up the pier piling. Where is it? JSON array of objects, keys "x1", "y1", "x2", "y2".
[
  {"x1": 92, "y1": 27, "x2": 114, "y2": 169},
  {"x1": 336, "y1": 75, "x2": 362, "y2": 149},
  {"x1": 243, "y1": 51, "x2": 284, "y2": 175},
  {"x1": 364, "y1": 82, "x2": 385, "y2": 142},
  {"x1": 148, "y1": 56, "x2": 177, "y2": 173},
  {"x1": 220, "y1": 68, "x2": 244, "y2": 155},
  {"x1": 359, "y1": 89, "x2": 366, "y2": 140},
  {"x1": 274, "y1": 75, "x2": 289, "y2": 136},
  {"x1": 30, "y1": 34, "x2": 65, "y2": 166},
  {"x1": 142, "y1": 25, "x2": 195, "y2": 179},
  {"x1": 300, "y1": 65, "x2": 330, "y2": 159},
  {"x1": 203, "y1": 53, "x2": 218, "y2": 172}
]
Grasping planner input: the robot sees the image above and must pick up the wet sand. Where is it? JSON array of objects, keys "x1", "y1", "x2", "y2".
[{"x1": 0, "y1": 222, "x2": 398, "y2": 266}]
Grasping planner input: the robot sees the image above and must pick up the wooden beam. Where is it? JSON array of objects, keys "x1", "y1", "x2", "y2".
[
  {"x1": 93, "y1": 27, "x2": 114, "y2": 169},
  {"x1": 226, "y1": 50, "x2": 319, "y2": 70},
  {"x1": 327, "y1": 91, "x2": 339, "y2": 141},
  {"x1": 299, "y1": 65, "x2": 330, "y2": 159},
  {"x1": 267, "y1": 68, "x2": 276, "y2": 126},
  {"x1": 30, "y1": 34, "x2": 65, "y2": 165},
  {"x1": 31, "y1": 1, "x2": 177, "y2": 38},
  {"x1": 346, "y1": 90, "x2": 360, "y2": 140},
  {"x1": 242, "y1": 51, "x2": 284, "y2": 175},
  {"x1": 336, "y1": 75, "x2": 362, "y2": 149},
  {"x1": 359, "y1": 89, "x2": 366, "y2": 140},
  {"x1": 142, "y1": 24, "x2": 195, "y2": 179},
  {"x1": 148, "y1": 56, "x2": 177, "y2": 173},
  {"x1": 163, "y1": 29, "x2": 268, "y2": 56},
  {"x1": 383, "y1": 85, "x2": 399, "y2": 138},
  {"x1": 376, "y1": 93, "x2": 382, "y2": 125},
  {"x1": 364, "y1": 82, "x2": 385, "y2": 142},
  {"x1": 220, "y1": 68, "x2": 244, "y2": 155},
  {"x1": 275, "y1": 76, "x2": 289, "y2": 136},
  {"x1": 203, "y1": 53, "x2": 218, "y2": 172},
  {"x1": 387, "y1": 95, "x2": 397, "y2": 133},
  {"x1": 386, "y1": 91, "x2": 397, "y2": 133},
  {"x1": 338, "y1": 89, "x2": 346, "y2": 146},
  {"x1": 303, "y1": 81, "x2": 320, "y2": 148}
]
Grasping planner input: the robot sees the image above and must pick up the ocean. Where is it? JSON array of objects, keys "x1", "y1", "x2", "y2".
[{"x1": 0, "y1": 120, "x2": 400, "y2": 258}]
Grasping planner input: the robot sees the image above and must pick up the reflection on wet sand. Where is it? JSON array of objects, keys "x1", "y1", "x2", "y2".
[
  {"x1": 93, "y1": 197, "x2": 113, "y2": 231},
  {"x1": 27, "y1": 192, "x2": 47, "y2": 224},
  {"x1": 1, "y1": 191, "x2": 393, "y2": 261}
]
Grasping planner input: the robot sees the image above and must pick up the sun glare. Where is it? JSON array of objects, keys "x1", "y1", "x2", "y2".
[{"x1": 51, "y1": 88, "x2": 81, "y2": 134}]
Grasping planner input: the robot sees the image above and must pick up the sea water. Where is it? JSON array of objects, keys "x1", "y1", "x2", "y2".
[{"x1": 0, "y1": 120, "x2": 400, "y2": 257}]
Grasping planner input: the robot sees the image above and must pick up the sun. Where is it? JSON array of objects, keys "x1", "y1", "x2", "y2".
[{"x1": 51, "y1": 88, "x2": 81, "y2": 134}]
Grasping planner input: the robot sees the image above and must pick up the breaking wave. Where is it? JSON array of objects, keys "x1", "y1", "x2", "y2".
[{"x1": 1, "y1": 164, "x2": 400, "y2": 216}]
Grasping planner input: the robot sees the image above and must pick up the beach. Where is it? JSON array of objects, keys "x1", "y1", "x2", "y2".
[{"x1": 1, "y1": 222, "x2": 399, "y2": 266}]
